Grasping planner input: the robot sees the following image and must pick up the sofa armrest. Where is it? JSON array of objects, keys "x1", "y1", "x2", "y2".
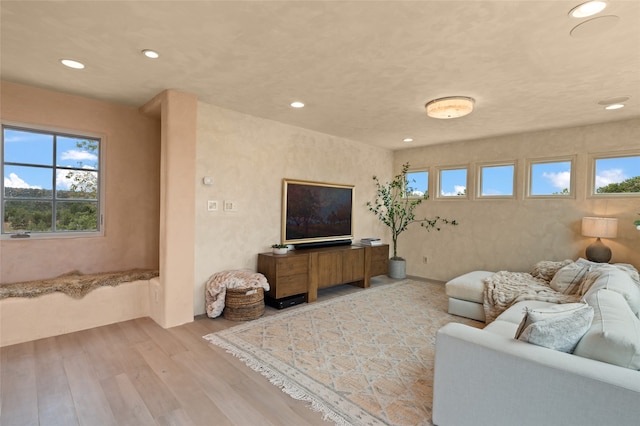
[{"x1": 432, "y1": 323, "x2": 640, "y2": 426}]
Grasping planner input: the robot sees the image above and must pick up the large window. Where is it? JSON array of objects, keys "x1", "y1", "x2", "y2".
[
  {"x1": 2, "y1": 125, "x2": 102, "y2": 237},
  {"x1": 591, "y1": 153, "x2": 640, "y2": 196}
]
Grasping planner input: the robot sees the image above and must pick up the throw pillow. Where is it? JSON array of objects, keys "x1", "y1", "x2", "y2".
[
  {"x1": 574, "y1": 289, "x2": 640, "y2": 370},
  {"x1": 514, "y1": 303, "x2": 594, "y2": 353},
  {"x1": 549, "y1": 262, "x2": 590, "y2": 295},
  {"x1": 529, "y1": 259, "x2": 573, "y2": 282}
]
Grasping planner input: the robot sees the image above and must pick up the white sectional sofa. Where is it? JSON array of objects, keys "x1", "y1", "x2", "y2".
[{"x1": 433, "y1": 260, "x2": 640, "y2": 426}]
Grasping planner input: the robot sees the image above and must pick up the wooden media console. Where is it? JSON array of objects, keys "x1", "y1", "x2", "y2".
[{"x1": 257, "y1": 244, "x2": 389, "y2": 303}]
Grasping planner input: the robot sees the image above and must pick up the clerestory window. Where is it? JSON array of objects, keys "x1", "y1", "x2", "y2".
[
  {"x1": 590, "y1": 152, "x2": 640, "y2": 197},
  {"x1": 406, "y1": 170, "x2": 428, "y2": 198},
  {"x1": 1, "y1": 124, "x2": 102, "y2": 238}
]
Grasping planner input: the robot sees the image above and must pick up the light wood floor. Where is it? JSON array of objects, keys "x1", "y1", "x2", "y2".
[{"x1": 0, "y1": 276, "x2": 405, "y2": 426}]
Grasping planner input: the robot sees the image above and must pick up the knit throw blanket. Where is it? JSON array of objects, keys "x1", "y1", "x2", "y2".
[
  {"x1": 482, "y1": 260, "x2": 640, "y2": 323},
  {"x1": 482, "y1": 271, "x2": 578, "y2": 323},
  {"x1": 0, "y1": 269, "x2": 159, "y2": 300}
]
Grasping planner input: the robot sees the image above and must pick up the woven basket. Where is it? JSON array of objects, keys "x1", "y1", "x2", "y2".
[{"x1": 223, "y1": 287, "x2": 265, "y2": 321}]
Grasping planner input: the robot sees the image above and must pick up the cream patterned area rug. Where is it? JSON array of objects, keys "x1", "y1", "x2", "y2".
[{"x1": 204, "y1": 280, "x2": 481, "y2": 426}]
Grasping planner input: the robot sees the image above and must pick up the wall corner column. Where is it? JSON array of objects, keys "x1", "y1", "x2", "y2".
[{"x1": 141, "y1": 89, "x2": 197, "y2": 328}]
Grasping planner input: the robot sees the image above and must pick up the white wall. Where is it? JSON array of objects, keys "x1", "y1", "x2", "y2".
[
  {"x1": 194, "y1": 102, "x2": 393, "y2": 315},
  {"x1": 394, "y1": 118, "x2": 640, "y2": 281}
]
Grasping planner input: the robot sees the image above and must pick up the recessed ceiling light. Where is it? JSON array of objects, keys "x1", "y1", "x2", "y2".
[
  {"x1": 290, "y1": 101, "x2": 305, "y2": 108},
  {"x1": 60, "y1": 59, "x2": 85, "y2": 69},
  {"x1": 605, "y1": 103, "x2": 624, "y2": 110},
  {"x1": 569, "y1": 1, "x2": 607, "y2": 18},
  {"x1": 142, "y1": 49, "x2": 160, "y2": 59},
  {"x1": 403, "y1": 138, "x2": 414, "y2": 143}
]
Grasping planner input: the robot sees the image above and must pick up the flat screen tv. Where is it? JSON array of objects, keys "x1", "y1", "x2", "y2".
[{"x1": 282, "y1": 179, "x2": 354, "y2": 248}]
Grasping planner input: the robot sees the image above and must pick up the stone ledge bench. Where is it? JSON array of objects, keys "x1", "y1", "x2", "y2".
[{"x1": 0, "y1": 269, "x2": 159, "y2": 347}]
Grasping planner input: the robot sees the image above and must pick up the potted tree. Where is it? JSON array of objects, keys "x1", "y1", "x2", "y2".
[{"x1": 367, "y1": 162, "x2": 458, "y2": 279}]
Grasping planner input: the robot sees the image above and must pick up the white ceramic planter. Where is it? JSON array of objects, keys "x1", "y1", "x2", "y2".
[
  {"x1": 388, "y1": 258, "x2": 406, "y2": 279},
  {"x1": 272, "y1": 247, "x2": 288, "y2": 255}
]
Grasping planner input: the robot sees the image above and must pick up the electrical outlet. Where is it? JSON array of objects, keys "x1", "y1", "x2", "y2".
[
  {"x1": 207, "y1": 200, "x2": 218, "y2": 211},
  {"x1": 224, "y1": 200, "x2": 238, "y2": 212},
  {"x1": 422, "y1": 256, "x2": 428, "y2": 264}
]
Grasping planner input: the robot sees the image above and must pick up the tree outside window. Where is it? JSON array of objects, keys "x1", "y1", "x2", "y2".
[{"x1": 593, "y1": 154, "x2": 640, "y2": 195}]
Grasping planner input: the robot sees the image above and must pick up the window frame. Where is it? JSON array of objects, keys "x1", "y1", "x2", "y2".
[
  {"x1": 476, "y1": 161, "x2": 516, "y2": 200},
  {"x1": 588, "y1": 150, "x2": 640, "y2": 198},
  {"x1": 436, "y1": 165, "x2": 469, "y2": 199},
  {"x1": 525, "y1": 156, "x2": 575, "y2": 199},
  {"x1": 1, "y1": 122, "x2": 105, "y2": 240}
]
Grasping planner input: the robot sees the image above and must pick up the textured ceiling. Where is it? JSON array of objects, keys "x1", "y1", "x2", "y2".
[{"x1": 1, "y1": 0, "x2": 639, "y2": 150}]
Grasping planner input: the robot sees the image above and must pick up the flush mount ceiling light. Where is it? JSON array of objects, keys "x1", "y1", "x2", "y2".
[
  {"x1": 425, "y1": 96, "x2": 475, "y2": 119},
  {"x1": 403, "y1": 138, "x2": 414, "y2": 143},
  {"x1": 142, "y1": 49, "x2": 160, "y2": 59},
  {"x1": 60, "y1": 59, "x2": 85, "y2": 69},
  {"x1": 569, "y1": 1, "x2": 607, "y2": 18},
  {"x1": 290, "y1": 101, "x2": 305, "y2": 108}
]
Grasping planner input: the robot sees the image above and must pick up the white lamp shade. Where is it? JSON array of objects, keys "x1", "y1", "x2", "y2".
[{"x1": 581, "y1": 217, "x2": 618, "y2": 238}]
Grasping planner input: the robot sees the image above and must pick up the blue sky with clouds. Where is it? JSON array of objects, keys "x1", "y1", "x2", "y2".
[{"x1": 3, "y1": 128, "x2": 99, "y2": 192}]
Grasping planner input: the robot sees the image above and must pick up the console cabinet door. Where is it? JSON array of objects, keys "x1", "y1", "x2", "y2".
[
  {"x1": 342, "y1": 249, "x2": 365, "y2": 282},
  {"x1": 317, "y1": 251, "x2": 343, "y2": 289},
  {"x1": 258, "y1": 253, "x2": 309, "y2": 299},
  {"x1": 369, "y1": 245, "x2": 389, "y2": 277}
]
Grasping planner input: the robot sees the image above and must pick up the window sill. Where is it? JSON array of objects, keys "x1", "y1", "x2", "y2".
[{"x1": 1, "y1": 231, "x2": 103, "y2": 241}]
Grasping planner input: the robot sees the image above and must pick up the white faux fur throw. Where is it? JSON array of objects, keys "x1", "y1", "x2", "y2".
[
  {"x1": 0, "y1": 269, "x2": 159, "y2": 299},
  {"x1": 205, "y1": 270, "x2": 270, "y2": 318}
]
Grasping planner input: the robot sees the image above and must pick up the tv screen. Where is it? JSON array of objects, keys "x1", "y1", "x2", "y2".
[{"x1": 282, "y1": 179, "x2": 354, "y2": 247}]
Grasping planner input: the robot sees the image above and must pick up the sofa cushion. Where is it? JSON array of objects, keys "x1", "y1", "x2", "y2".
[
  {"x1": 574, "y1": 289, "x2": 640, "y2": 370},
  {"x1": 445, "y1": 271, "x2": 494, "y2": 304},
  {"x1": 514, "y1": 303, "x2": 594, "y2": 353},
  {"x1": 549, "y1": 262, "x2": 590, "y2": 295},
  {"x1": 579, "y1": 266, "x2": 640, "y2": 316}
]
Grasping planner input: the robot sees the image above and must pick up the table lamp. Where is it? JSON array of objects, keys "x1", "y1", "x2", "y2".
[{"x1": 581, "y1": 217, "x2": 618, "y2": 263}]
